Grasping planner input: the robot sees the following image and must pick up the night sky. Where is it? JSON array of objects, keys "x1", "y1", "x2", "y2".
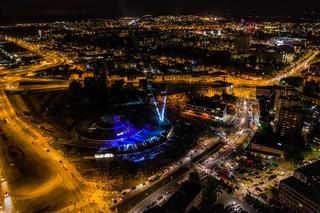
[{"x1": 1, "y1": 0, "x2": 319, "y2": 19}]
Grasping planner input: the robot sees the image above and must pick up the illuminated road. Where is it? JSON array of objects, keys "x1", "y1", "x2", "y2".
[
  {"x1": 227, "y1": 51, "x2": 318, "y2": 87},
  {"x1": 151, "y1": 51, "x2": 319, "y2": 89},
  {"x1": 0, "y1": 37, "x2": 317, "y2": 212},
  {"x1": 127, "y1": 172, "x2": 191, "y2": 213},
  {"x1": 0, "y1": 40, "x2": 102, "y2": 212},
  {"x1": 12, "y1": 175, "x2": 63, "y2": 199},
  {"x1": 0, "y1": 49, "x2": 65, "y2": 212},
  {"x1": 0, "y1": 38, "x2": 114, "y2": 212},
  {"x1": 202, "y1": 99, "x2": 252, "y2": 170},
  {"x1": 126, "y1": 99, "x2": 253, "y2": 213}
]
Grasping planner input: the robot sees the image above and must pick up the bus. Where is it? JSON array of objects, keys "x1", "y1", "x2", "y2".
[{"x1": 148, "y1": 172, "x2": 163, "y2": 182}]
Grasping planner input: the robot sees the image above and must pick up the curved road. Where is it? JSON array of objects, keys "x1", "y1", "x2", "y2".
[
  {"x1": 0, "y1": 38, "x2": 317, "y2": 213},
  {"x1": 0, "y1": 43, "x2": 97, "y2": 212}
]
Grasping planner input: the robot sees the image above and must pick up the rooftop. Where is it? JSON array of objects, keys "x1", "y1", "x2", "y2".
[
  {"x1": 211, "y1": 71, "x2": 228, "y2": 77},
  {"x1": 188, "y1": 100, "x2": 227, "y2": 110},
  {"x1": 311, "y1": 61, "x2": 320, "y2": 66},
  {"x1": 162, "y1": 181, "x2": 202, "y2": 213},
  {"x1": 250, "y1": 131, "x2": 281, "y2": 150},
  {"x1": 295, "y1": 160, "x2": 320, "y2": 178},
  {"x1": 281, "y1": 176, "x2": 320, "y2": 205},
  {"x1": 144, "y1": 205, "x2": 168, "y2": 213}
]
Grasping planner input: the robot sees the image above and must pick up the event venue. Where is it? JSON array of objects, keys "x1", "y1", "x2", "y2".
[{"x1": 74, "y1": 109, "x2": 172, "y2": 162}]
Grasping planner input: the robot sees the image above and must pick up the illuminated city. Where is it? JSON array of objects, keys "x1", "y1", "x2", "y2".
[{"x1": 0, "y1": 1, "x2": 320, "y2": 213}]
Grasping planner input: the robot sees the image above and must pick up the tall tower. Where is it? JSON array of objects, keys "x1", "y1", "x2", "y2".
[
  {"x1": 234, "y1": 34, "x2": 251, "y2": 54},
  {"x1": 274, "y1": 87, "x2": 299, "y2": 122},
  {"x1": 38, "y1": 29, "x2": 43, "y2": 39},
  {"x1": 277, "y1": 107, "x2": 304, "y2": 137}
]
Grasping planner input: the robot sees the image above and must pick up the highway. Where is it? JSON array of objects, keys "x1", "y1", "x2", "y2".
[
  {"x1": 0, "y1": 41, "x2": 98, "y2": 212},
  {"x1": 0, "y1": 37, "x2": 316, "y2": 213},
  {"x1": 131, "y1": 55, "x2": 314, "y2": 212},
  {"x1": 0, "y1": 38, "x2": 116, "y2": 213},
  {"x1": 126, "y1": 98, "x2": 253, "y2": 213},
  {"x1": 228, "y1": 51, "x2": 318, "y2": 87},
  {"x1": 151, "y1": 51, "x2": 318, "y2": 89},
  {"x1": 127, "y1": 171, "x2": 191, "y2": 213},
  {"x1": 202, "y1": 99, "x2": 252, "y2": 170}
]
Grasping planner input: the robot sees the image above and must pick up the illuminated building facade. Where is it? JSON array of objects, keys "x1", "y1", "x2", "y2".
[
  {"x1": 75, "y1": 113, "x2": 172, "y2": 162},
  {"x1": 277, "y1": 106, "x2": 304, "y2": 137},
  {"x1": 274, "y1": 87, "x2": 299, "y2": 122},
  {"x1": 233, "y1": 34, "x2": 251, "y2": 54},
  {"x1": 185, "y1": 101, "x2": 227, "y2": 122},
  {"x1": 278, "y1": 160, "x2": 320, "y2": 213}
]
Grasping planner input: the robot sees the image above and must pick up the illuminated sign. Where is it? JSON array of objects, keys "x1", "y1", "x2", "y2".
[{"x1": 94, "y1": 153, "x2": 114, "y2": 159}]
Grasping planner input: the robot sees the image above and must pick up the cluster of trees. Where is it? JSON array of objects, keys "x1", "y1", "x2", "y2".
[
  {"x1": 253, "y1": 125, "x2": 306, "y2": 163},
  {"x1": 69, "y1": 79, "x2": 143, "y2": 104},
  {"x1": 282, "y1": 129, "x2": 306, "y2": 163}
]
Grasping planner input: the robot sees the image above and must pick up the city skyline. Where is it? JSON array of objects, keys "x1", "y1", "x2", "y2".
[
  {"x1": 0, "y1": 4, "x2": 319, "y2": 213},
  {"x1": 1, "y1": 0, "x2": 320, "y2": 20}
]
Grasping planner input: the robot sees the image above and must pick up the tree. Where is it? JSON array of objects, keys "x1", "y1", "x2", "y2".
[
  {"x1": 213, "y1": 203, "x2": 224, "y2": 213},
  {"x1": 199, "y1": 177, "x2": 219, "y2": 212},
  {"x1": 222, "y1": 93, "x2": 236, "y2": 104},
  {"x1": 111, "y1": 80, "x2": 124, "y2": 92},
  {"x1": 69, "y1": 80, "x2": 82, "y2": 101},
  {"x1": 283, "y1": 129, "x2": 305, "y2": 163},
  {"x1": 69, "y1": 80, "x2": 82, "y2": 94},
  {"x1": 189, "y1": 171, "x2": 200, "y2": 184}
]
